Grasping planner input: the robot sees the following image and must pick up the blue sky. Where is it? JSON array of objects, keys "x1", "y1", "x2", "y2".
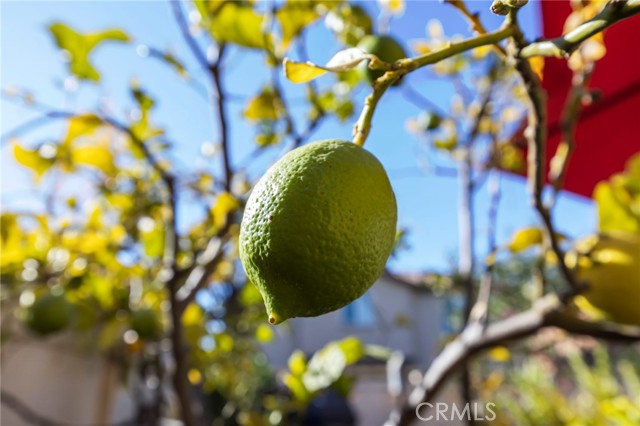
[{"x1": 1, "y1": 1, "x2": 596, "y2": 274}]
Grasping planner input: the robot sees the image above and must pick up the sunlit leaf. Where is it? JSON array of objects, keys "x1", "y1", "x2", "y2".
[
  {"x1": 255, "y1": 323, "x2": 274, "y2": 343},
  {"x1": 244, "y1": 87, "x2": 283, "y2": 122},
  {"x1": 64, "y1": 114, "x2": 103, "y2": 145},
  {"x1": 528, "y1": 56, "x2": 545, "y2": 81},
  {"x1": 508, "y1": 227, "x2": 543, "y2": 252},
  {"x1": 337, "y1": 336, "x2": 364, "y2": 365},
  {"x1": 284, "y1": 48, "x2": 370, "y2": 83},
  {"x1": 277, "y1": 2, "x2": 320, "y2": 51},
  {"x1": 209, "y1": 3, "x2": 272, "y2": 50},
  {"x1": 283, "y1": 373, "x2": 312, "y2": 403},
  {"x1": 13, "y1": 142, "x2": 54, "y2": 180},
  {"x1": 211, "y1": 192, "x2": 240, "y2": 230},
  {"x1": 130, "y1": 84, "x2": 164, "y2": 141},
  {"x1": 49, "y1": 22, "x2": 130, "y2": 82},
  {"x1": 71, "y1": 142, "x2": 114, "y2": 173},
  {"x1": 302, "y1": 343, "x2": 347, "y2": 392},
  {"x1": 288, "y1": 350, "x2": 307, "y2": 376},
  {"x1": 594, "y1": 181, "x2": 640, "y2": 234}
]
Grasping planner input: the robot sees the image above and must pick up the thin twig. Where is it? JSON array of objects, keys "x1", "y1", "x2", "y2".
[
  {"x1": 170, "y1": 0, "x2": 211, "y2": 71},
  {"x1": 445, "y1": 0, "x2": 507, "y2": 57},
  {"x1": 353, "y1": 25, "x2": 515, "y2": 147},
  {"x1": 521, "y1": 0, "x2": 640, "y2": 58},
  {"x1": 510, "y1": 12, "x2": 582, "y2": 297}
]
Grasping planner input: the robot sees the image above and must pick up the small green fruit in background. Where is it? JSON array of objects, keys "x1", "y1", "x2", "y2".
[
  {"x1": 26, "y1": 293, "x2": 73, "y2": 335},
  {"x1": 239, "y1": 140, "x2": 397, "y2": 324},
  {"x1": 357, "y1": 35, "x2": 407, "y2": 85},
  {"x1": 131, "y1": 308, "x2": 163, "y2": 340}
]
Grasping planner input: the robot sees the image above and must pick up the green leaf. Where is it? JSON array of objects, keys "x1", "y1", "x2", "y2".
[
  {"x1": 13, "y1": 143, "x2": 54, "y2": 180},
  {"x1": 209, "y1": 3, "x2": 272, "y2": 50},
  {"x1": 277, "y1": 2, "x2": 320, "y2": 51},
  {"x1": 49, "y1": 23, "x2": 130, "y2": 82}
]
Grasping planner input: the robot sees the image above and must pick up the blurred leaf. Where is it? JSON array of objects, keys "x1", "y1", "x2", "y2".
[
  {"x1": 288, "y1": 350, "x2": 307, "y2": 376},
  {"x1": 130, "y1": 84, "x2": 164, "y2": 141},
  {"x1": 255, "y1": 323, "x2": 274, "y2": 343},
  {"x1": 283, "y1": 373, "x2": 311, "y2": 403},
  {"x1": 209, "y1": 3, "x2": 272, "y2": 50},
  {"x1": 215, "y1": 333, "x2": 234, "y2": 352},
  {"x1": 302, "y1": 343, "x2": 346, "y2": 392},
  {"x1": 71, "y1": 142, "x2": 114, "y2": 173},
  {"x1": 277, "y1": 2, "x2": 320, "y2": 51},
  {"x1": 337, "y1": 336, "x2": 364, "y2": 365},
  {"x1": 49, "y1": 22, "x2": 130, "y2": 81},
  {"x1": 378, "y1": 0, "x2": 405, "y2": 15},
  {"x1": 594, "y1": 181, "x2": 640, "y2": 234},
  {"x1": 326, "y1": 4, "x2": 373, "y2": 46},
  {"x1": 507, "y1": 227, "x2": 543, "y2": 253},
  {"x1": 140, "y1": 219, "x2": 164, "y2": 258},
  {"x1": 159, "y1": 51, "x2": 187, "y2": 77},
  {"x1": 211, "y1": 192, "x2": 240, "y2": 230},
  {"x1": 194, "y1": 0, "x2": 225, "y2": 20},
  {"x1": 13, "y1": 143, "x2": 54, "y2": 179},
  {"x1": 488, "y1": 346, "x2": 511, "y2": 362},
  {"x1": 244, "y1": 87, "x2": 283, "y2": 122},
  {"x1": 283, "y1": 48, "x2": 370, "y2": 83},
  {"x1": 64, "y1": 114, "x2": 103, "y2": 145},
  {"x1": 528, "y1": 56, "x2": 545, "y2": 81},
  {"x1": 594, "y1": 153, "x2": 640, "y2": 234}
]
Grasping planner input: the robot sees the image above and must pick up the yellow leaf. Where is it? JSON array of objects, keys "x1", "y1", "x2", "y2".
[
  {"x1": 288, "y1": 350, "x2": 307, "y2": 376},
  {"x1": 188, "y1": 369, "x2": 202, "y2": 385},
  {"x1": 284, "y1": 58, "x2": 328, "y2": 83},
  {"x1": 528, "y1": 56, "x2": 544, "y2": 81},
  {"x1": 283, "y1": 48, "x2": 368, "y2": 84},
  {"x1": 71, "y1": 143, "x2": 114, "y2": 173},
  {"x1": 277, "y1": 2, "x2": 319, "y2": 51},
  {"x1": 211, "y1": 192, "x2": 240, "y2": 230},
  {"x1": 243, "y1": 88, "x2": 282, "y2": 122},
  {"x1": 182, "y1": 303, "x2": 205, "y2": 327},
  {"x1": 209, "y1": 3, "x2": 272, "y2": 50},
  {"x1": 13, "y1": 143, "x2": 54, "y2": 179},
  {"x1": 508, "y1": 227, "x2": 543, "y2": 252},
  {"x1": 488, "y1": 346, "x2": 511, "y2": 362},
  {"x1": 215, "y1": 333, "x2": 234, "y2": 352},
  {"x1": 255, "y1": 323, "x2": 274, "y2": 343},
  {"x1": 64, "y1": 114, "x2": 103, "y2": 145}
]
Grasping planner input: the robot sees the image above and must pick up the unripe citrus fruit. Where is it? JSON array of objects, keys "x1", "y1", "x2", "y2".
[
  {"x1": 357, "y1": 35, "x2": 406, "y2": 85},
  {"x1": 26, "y1": 293, "x2": 73, "y2": 335},
  {"x1": 131, "y1": 308, "x2": 163, "y2": 340},
  {"x1": 566, "y1": 232, "x2": 640, "y2": 325},
  {"x1": 240, "y1": 140, "x2": 397, "y2": 324}
]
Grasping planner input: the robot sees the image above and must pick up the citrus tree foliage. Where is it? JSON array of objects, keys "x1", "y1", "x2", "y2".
[{"x1": 2, "y1": 0, "x2": 640, "y2": 425}]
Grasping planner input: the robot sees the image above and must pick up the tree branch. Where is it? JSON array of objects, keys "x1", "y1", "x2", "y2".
[
  {"x1": 211, "y1": 46, "x2": 233, "y2": 192},
  {"x1": 384, "y1": 295, "x2": 640, "y2": 426},
  {"x1": 520, "y1": 0, "x2": 640, "y2": 58},
  {"x1": 170, "y1": 0, "x2": 211, "y2": 71},
  {"x1": 353, "y1": 25, "x2": 515, "y2": 147},
  {"x1": 510, "y1": 13, "x2": 583, "y2": 297}
]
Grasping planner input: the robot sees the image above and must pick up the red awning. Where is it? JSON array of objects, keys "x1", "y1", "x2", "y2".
[{"x1": 538, "y1": 1, "x2": 640, "y2": 198}]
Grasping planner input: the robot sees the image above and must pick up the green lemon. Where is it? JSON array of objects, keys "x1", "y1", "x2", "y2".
[
  {"x1": 357, "y1": 35, "x2": 407, "y2": 85},
  {"x1": 26, "y1": 293, "x2": 73, "y2": 335},
  {"x1": 240, "y1": 140, "x2": 397, "y2": 324},
  {"x1": 566, "y1": 232, "x2": 640, "y2": 325},
  {"x1": 131, "y1": 308, "x2": 163, "y2": 340}
]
